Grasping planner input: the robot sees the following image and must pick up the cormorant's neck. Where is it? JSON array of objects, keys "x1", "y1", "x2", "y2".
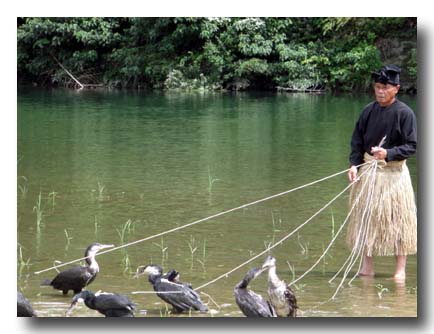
[
  {"x1": 84, "y1": 293, "x2": 97, "y2": 310},
  {"x1": 148, "y1": 273, "x2": 161, "y2": 285},
  {"x1": 267, "y1": 266, "x2": 281, "y2": 288},
  {"x1": 86, "y1": 255, "x2": 99, "y2": 273},
  {"x1": 236, "y1": 278, "x2": 249, "y2": 289}
]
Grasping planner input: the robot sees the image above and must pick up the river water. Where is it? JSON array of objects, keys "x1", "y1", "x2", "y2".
[{"x1": 17, "y1": 88, "x2": 417, "y2": 317}]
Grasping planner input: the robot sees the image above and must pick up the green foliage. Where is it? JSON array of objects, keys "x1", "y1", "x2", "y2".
[
  {"x1": 408, "y1": 48, "x2": 417, "y2": 80},
  {"x1": 330, "y1": 44, "x2": 382, "y2": 91},
  {"x1": 17, "y1": 17, "x2": 417, "y2": 91}
]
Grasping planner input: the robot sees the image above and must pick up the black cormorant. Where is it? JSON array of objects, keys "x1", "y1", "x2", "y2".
[
  {"x1": 17, "y1": 291, "x2": 37, "y2": 317},
  {"x1": 134, "y1": 264, "x2": 208, "y2": 313},
  {"x1": 66, "y1": 290, "x2": 136, "y2": 317},
  {"x1": 234, "y1": 267, "x2": 276, "y2": 317},
  {"x1": 41, "y1": 243, "x2": 114, "y2": 295},
  {"x1": 262, "y1": 255, "x2": 298, "y2": 317}
]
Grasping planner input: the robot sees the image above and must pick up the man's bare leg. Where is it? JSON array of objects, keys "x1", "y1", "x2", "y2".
[
  {"x1": 359, "y1": 255, "x2": 375, "y2": 276},
  {"x1": 394, "y1": 255, "x2": 406, "y2": 280}
]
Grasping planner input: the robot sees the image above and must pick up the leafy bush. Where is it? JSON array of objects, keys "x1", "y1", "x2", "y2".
[{"x1": 17, "y1": 17, "x2": 416, "y2": 91}]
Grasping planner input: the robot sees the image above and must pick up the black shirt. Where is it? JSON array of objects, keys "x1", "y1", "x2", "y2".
[{"x1": 349, "y1": 99, "x2": 417, "y2": 166}]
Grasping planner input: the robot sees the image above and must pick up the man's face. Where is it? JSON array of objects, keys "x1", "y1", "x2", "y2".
[{"x1": 373, "y1": 83, "x2": 400, "y2": 107}]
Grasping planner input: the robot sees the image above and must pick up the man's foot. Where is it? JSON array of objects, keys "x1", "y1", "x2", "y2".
[
  {"x1": 393, "y1": 271, "x2": 406, "y2": 281},
  {"x1": 358, "y1": 271, "x2": 375, "y2": 277}
]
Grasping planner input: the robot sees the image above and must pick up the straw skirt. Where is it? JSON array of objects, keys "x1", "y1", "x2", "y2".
[{"x1": 346, "y1": 153, "x2": 417, "y2": 256}]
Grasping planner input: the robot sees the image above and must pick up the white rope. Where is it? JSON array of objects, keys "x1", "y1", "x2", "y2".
[
  {"x1": 131, "y1": 291, "x2": 184, "y2": 294},
  {"x1": 347, "y1": 162, "x2": 378, "y2": 285},
  {"x1": 193, "y1": 164, "x2": 373, "y2": 291},
  {"x1": 328, "y1": 162, "x2": 377, "y2": 284},
  {"x1": 329, "y1": 162, "x2": 378, "y2": 299},
  {"x1": 34, "y1": 162, "x2": 370, "y2": 276},
  {"x1": 288, "y1": 163, "x2": 376, "y2": 287},
  {"x1": 328, "y1": 163, "x2": 376, "y2": 283}
]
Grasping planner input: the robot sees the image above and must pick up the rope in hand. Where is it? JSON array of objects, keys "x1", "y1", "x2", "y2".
[{"x1": 34, "y1": 161, "x2": 371, "y2": 276}]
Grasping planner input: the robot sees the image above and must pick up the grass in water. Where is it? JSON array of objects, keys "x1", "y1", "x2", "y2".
[
  {"x1": 64, "y1": 229, "x2": 73, "y2": 250},
  {"x1": 375, "y1": 284, "x2": 389, "y2": 299},
  {"x1": 330, "y1": 208, "x2": 335, "y2": 239},
  {"x1": 18, "y1": 176, "x2": 28, "y2": 199},
  {"x1": 97, "y1": 181, "x2": 105, "y2": 202},
  {"x1": 33, "y1": 191, "x2": 44, "y2": 229},
  {"x1": 207, "y1": 166, "x2": 220, "y2": 195},
  {"x1": 18, "y1": 244, "x2": 31, "y2": 269},
  {"x1": 116, "y1": 219, "x2": 134, "y2": 244},
  {"x1": 152, "y1": 238, "x2": 168, "y2": 264},
  {"x1": 48, "y1": 191, "x2": 58, "y2": 211},
  {"x1": 286, "y1": 260, "x2": 306, "y2": 292},
  {"x1": 321, "y1": 243, "x2": 333, "y2": 274},
  {"x1": 121, "y1": 251, "x2": 131, "y2": 273},
  {"x1": 197, "y1": 239, "x2": 207, "y2": 273},
  {"x1": 271, "y1": 211, "x2": 282, "y2": 232},
  {"x1": 187, "y1": 235, "x2": 198, "y2": 270},
  {"x1": 297, "y1": 233, "x2": 309, "y2": 257}
]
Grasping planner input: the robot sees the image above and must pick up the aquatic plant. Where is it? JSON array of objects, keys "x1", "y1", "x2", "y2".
[
  {"x1": 207, "y1": 166, "x2": 220, "y2": 195},
  {"x1": 121, "y1": 251, "x2": 131, "y2": 273},
  {"x1": 33, "y1": 191, "x2": 44, "y2": 229},
  {"x1": 286, "y1": 258, "x2": 306, "y2": 292},
  {"x1": 116, "y1": 219, "x2": 134, "y2": 244},
  {"x1": 91, "y1": 180, "x2": 107, "y2": 202},
  {"x1": 17, "y1": 244, "x2": 31, "y2": 269},
  {"x1": 375, "y1": 284, "x2": 389, "y2": 299},
  {"x1": 48, "y1": 191, "x2": 58, "y2": 210},
  {"x1": 297, "y1": 233, "x2": 310, "y2": 257},
  {"x1": 97, "y1": 181, "x2": 105, "y2": 202},
  {"x1": 263, "y1": 241, "x2": 273, "y2": 252},
  {"x1": 152, "y1": 238, "x2": 168, "y2": 264},
  {"x1": 196, "y1": 239, "x2": 207, "y2": 273},
  {"x1": 159, "y1": 304, "x2": 172, "y2": 317},
  {"x1": 187, "y1": 235, "x2": 198, "y2": 270},
  {"x1": 64, "y1": 229, "x2": 73, "y2": 250},
  {"x1": 321, "y1": 243, "x2": 333, "y2": 274},
  {"x1": 406, "y1": 286, "x2": 417, "y2": 295},
  {"x1": 200, "y1": 291, "x2": 220, "y2": 310},
  {"x1": 330, "y1": 209, "x2": 335, "y2": 239},
  {"x1": 271, "y1": 211, "x2": 282, "y2": 232},
  {"x1": 94, "y1": 215, "x2": 99, "y2": 236},
  {"x1": 286, "y1": 260, "x2": 296, "y2": 282},
  {"x1": 18, "y1": 176, "x2": 28, "y2": 199}
]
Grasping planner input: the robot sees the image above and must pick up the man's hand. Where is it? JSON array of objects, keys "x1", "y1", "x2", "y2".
[
  {"x1": 348, "y1": 165, "x2": 358, "y2": 183},
  {"x1": 371, "y1": 146, "x2": 387, "y2": 160}
]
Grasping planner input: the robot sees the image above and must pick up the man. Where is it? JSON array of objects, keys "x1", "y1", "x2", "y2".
[{"x1": 347, "y1": 64, "x2": 417, "y2": 280}]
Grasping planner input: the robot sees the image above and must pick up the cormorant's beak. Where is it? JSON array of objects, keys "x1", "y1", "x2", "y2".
[
  {"x1": 65, "y1": 300, "x2": 79, "y2": 317},
  {"x1": 66, "y1": 295, "x2": 85, "y2": 317},
  {"x1": 132, "y1": 272, "x2": 142, "y2": 279},
  {"x1": 133, "y1": 265, "x2": 147, "y2": 279},
  {"x1": 99, "y1": 244, "x2": 115, "y2": 250},
  {"x1": 257, "y1": 267, "x2": 267, "y2": 275}
]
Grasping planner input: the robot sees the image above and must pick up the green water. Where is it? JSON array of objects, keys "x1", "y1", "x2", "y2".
[{"x1": 17, "y1": 88, "x2": 417, "y2": 317}]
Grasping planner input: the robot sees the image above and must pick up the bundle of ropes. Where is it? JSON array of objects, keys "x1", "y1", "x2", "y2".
[{"x1": 34, "y1": 160, "x2": 380, "y2": 301}]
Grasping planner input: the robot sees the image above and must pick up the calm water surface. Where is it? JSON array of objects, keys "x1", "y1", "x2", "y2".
[{"x1": 17, "y1": 88, "x2": 417, "y2": 317}]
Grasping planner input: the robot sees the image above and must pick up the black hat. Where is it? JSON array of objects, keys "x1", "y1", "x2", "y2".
[{"x1": 371, "y1": 65, "x2": 401, "y2": 86}]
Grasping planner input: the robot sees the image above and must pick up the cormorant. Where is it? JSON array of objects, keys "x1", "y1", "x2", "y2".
[
  {"x1": 17, "y1": 291, "x2": 37, "y2": 317},
  {"x1": 41, "y1": 243, "x2": 114, "y2": 295},
  {"x1": 66, "y1": 290, "x2": 136, "y2": 317},
  {"x1": 262, "y1": 255, "x2": 298, "y2": 317},
  {"x1": 234, "y1": 267, "x2": 276, "y2": 317},
  {"x1": 134, "y1": 264, "x2": 208, "y2": 313}
]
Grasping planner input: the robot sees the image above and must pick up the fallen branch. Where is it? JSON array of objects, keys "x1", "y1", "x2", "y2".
[{"x1": 51, "y1": 55, "x2": 84, "y2": 89}]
